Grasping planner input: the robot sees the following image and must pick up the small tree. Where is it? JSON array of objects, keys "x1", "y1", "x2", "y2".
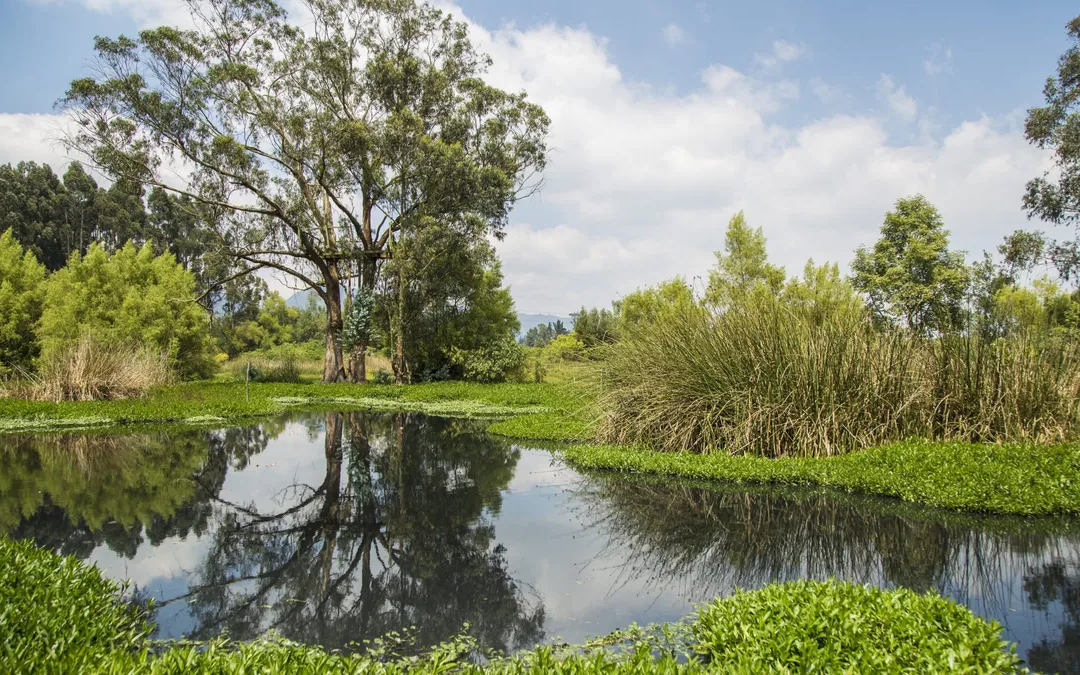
[
  {"x1": 705, "y1": 211, "x2": 785, "y2": 310},
  {"x1": 571, "y1": 306, "x2": 619, "y2": 347},
  {"x1": 39, "y1": 242, "x2": 215, "y2": 378},
  {"x1": 0, "y1": 229, "x2": 46, "y2": 374},
  {"x1": 616, "y1": 277, "x2": 697, "y2": 333},
  {"x1": 851, "y1": 195, "x2": 969, "y2": 335}
]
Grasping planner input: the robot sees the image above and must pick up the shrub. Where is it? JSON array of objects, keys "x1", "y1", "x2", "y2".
[
  {"x1": 373, "y1": 368, "x2": 394, "y2": 384},
  {"x1": 0, "y1": 229, "x2": 46, "y2": 375},
  {"x1": 450, "y1": 336, "x2": 526, "y2": 383},
  {"x1": 692, "y1": 580, "x2": 1021, "y2": 673},
  {"x1": 598, "y1": 295, "x2": 1080, "y2": 457},
  {"x1": 0, "y1": 537, "x2": 152, "y2": 673},
  {"x1": 2, "y1": 538, "x2": 1025, "y2": 675},
  {"x1": 38, "y1": 242, "x2": 215, "y2": 380},
  {"x1": 17, "y1": 335, "x2": 172, "y2": 401}
]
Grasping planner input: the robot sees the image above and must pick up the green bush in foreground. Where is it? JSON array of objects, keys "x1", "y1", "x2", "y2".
[
  {"x1": 0, "y1": 538, "x2": 1027, "y2": 674},
  {"x1": 563, "y1": 439, "x2": 1080, "y2": 515},
  {"x1": 694, "y1": 580, "x2": 1021, "y2": 673},
  {"x1": 0, "y1": 537, "x2": 152, "y2": 673}
]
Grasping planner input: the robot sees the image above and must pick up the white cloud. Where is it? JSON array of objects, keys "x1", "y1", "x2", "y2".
[
  {"x1": 662, "y1": 23, "x2": 685, "y2": 47},
  {"x1": 15, "y1": 0, "x2": 1052, "y2": 314},
  {"x1": 875, "y1": 74, "x2": 918, "y2": 120},
  {"x1": 755, "y1": 40, "x2": 807, "y2": 71},
  {"x1": 0, "y1": 113, "x2": 79, "y2": 170},
  {"x1": 923, "y1": 44, "x2": 954, "y2": 76}
]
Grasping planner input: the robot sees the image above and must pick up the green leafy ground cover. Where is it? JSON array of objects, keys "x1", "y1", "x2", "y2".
[
  {"x1": 0, "y1": 381, "x2": 584, "y2": 434},
  {"x1": 0, "y1": 537, "x2": 1027, "y2": 674},
  {"x1": 562, "y1": 440, "x2": 1080, "y2": 516}
]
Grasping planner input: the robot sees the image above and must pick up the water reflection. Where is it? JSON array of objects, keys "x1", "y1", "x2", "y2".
[
  {"x1": 2, "y1": 415, "x2": 1080, "y2": 671},
  {"x1": 572, "y1": 475, "x2": 1080, "y2": 673}
]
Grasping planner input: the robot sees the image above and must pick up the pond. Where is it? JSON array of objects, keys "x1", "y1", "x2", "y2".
[{"x1": 2, "y1": 411, "x2": 1079, "y2": 673}]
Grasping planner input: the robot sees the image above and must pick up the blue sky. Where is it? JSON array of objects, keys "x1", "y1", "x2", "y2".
[{"x1": 0, "y1": 0, "x2": 1075, "y2": 313}]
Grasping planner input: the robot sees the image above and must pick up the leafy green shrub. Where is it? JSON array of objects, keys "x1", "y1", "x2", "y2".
[
  {"x1": 450, "y1": 336, "x2": 526, "y2": 383},
  {"x1": 0, "y1": 229, "x2": 46, "y2": 375},
  {"x1": 0, "y1": 537, "x2": 152, "y2": 673},
  {"x1": 2, "y1": 538, "x2": 1025, "y2": 674},
  {"x1": 373, "y1": 369, "x2": 394, "y2": 385},
  {"x1": 692, "y1": 580, "x2": 1022, "y2": 673},
  {"x1": 38, "y1": 242, "x2": 215, "y2": 379}
]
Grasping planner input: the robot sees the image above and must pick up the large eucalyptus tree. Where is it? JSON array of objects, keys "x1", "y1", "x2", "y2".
[{"x1": 62, "y1": 0, "x2": 548, "y2": 381}]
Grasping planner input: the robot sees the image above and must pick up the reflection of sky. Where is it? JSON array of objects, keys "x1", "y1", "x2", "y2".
[{"x1": 37, "y1": 416, "x2": 1080, "y2": 662}]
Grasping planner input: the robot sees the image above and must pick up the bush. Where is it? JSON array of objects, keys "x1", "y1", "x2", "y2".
[
  {"x1": 373, "y1": 368, "x2": 394, "y2": 384},
  {"x1": 0, "y1": 229, "x2": 46, "y2": 375},
  {"x1": 450, "y1": 336, "x2": 526, "y2": 383},
  {"x1": 692, "y1": 580, "x2": 1021, "y2": 673},
  {"x1": 38, "y1": 242, "x2": 215, "y2": 380},
  {"x1": 598, "y1": 295, "x2": 1080, "y2": 457},
  {"x1": 0, "y1": 537, "x2": 152, "y2": 673},
  {"x1": 2, "y1": 538, "x2": 1024, "y2": 674},
  {"x1": 16, "y1": 336, "x2": 172, "y2": 401}
]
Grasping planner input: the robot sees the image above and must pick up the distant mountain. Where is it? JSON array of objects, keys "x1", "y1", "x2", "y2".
[
  {"x1": 517, "y1": 313, "x2": 571, "y2": 339},
  {"x1": 285, "y1": 289, "x2": 317, "y2": 309}
]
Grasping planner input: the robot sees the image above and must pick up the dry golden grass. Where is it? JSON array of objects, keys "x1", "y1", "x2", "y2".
[{"x1": 14, "y1": 336, "x2": 172, "y2": 402}]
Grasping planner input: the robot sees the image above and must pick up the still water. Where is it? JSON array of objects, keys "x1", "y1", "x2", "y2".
[{"x1": 2, "y1": 411, "x2": 1079, "y2": 672}]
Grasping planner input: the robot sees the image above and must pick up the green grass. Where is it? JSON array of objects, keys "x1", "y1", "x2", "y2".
[
  {"x1": 0, "y1": 537, "x2": 1028, "y2": 674},
  {"x1": 0, "y1": 380, "x2": 586, "y2": 434},
  {"x1": 563, "y1": 439, "x2": 1080, "y2": 516}
]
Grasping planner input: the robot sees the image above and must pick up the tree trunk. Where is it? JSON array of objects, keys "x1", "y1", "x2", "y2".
[
  {"x1": 322, "y1": 272, "x2": 346, "y2": 382},
  {"x1": 393, "y1": 264, "x2": 407, "y2": 384}
]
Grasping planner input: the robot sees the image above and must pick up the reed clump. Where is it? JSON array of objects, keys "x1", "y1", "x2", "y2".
[
  {"x1": 14, "y1": 336, "x2": 173, "y2": 402},
  {"x1": 596, "y1": 297, "x2": 1080, "y2": 457}
]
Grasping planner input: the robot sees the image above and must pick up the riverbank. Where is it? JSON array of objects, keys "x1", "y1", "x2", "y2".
[
  {"x1": 2, "y1": 537, "x2": 1025, "y2": 674},
  {"x1": 3, "y1": 379, "x2": 1079, "y2": 516},
  {"x1": 0, "y1": 380, "x2": 590, "y2": 435}
]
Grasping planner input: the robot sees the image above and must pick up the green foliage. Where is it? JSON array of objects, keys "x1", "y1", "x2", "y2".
[
  {"x1": 851, "y1": 195, "x2": 970, "y2": 335},
  {"x1": 1, "y1": 537, "x2": 1024, "y2": 674},
  {"x1": 0, "y1": 229, "x2": 46, "y2": 374},
  {"x1": 615, "y1": 277, "x2": 696, "y2": 332},
  {"x1": 596, "y1": 291, "x2": 1080, "y2": 457},
  {"x1": 38, "y1": 242, "x2": 215, "y2": 379},
  {"x1": 343, "y1": 289, "x2": 375, "y2": 352},
  {"x1": 1023, "y1": 15, "x2": 1080, "y2": 280},
  {"x1": 704, "y1": 211, "x2": 785, "y2": 310},
  {"x1": 62, "y1": 0, "x2": 549, "y2": 381},
  {"x1": 565, "y1": 438, "x2": 1080, "y2": 516},
  {"x1": 451, "y1": 335, "x2": 526, "y2": 383},
  {"x1": 521, "y1": 320, "x2": 568, "y2": 348},
  {"x1": 0, "y1": 537, "x2": 153, "y2": 673},
  {"x1": 781, "y1": 259, "x2": 865, "y2": 325},
  {"x1": 571, "y1": 306, "x2": 620, "y2": 348},
  {"x1": 692, "y1": 580, "x2": 1022, "y2": 673}
]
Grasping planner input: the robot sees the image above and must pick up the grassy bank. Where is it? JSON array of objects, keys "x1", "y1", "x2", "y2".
[
  {"x1": 563, "y1": 439, "x2": 1080, "y2": 516},
  {"x1": 0, "y1": 380, "x2": 588, "y2": 434},
  {"x1": 1, "y1": 537, "x2": 1027, "y2": 674}
]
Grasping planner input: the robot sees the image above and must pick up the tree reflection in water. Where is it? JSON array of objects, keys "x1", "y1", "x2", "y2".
[
  {"x1": 571, "y1": 474, "x2": 1080, "y2": 672},
  {"x1": 170, "y1": 412, "x2": 544, "y2": 655}
]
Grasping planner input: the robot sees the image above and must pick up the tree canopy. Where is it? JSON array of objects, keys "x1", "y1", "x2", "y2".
[
  {"x1": 851, "y1": 195, "x2": 969, "y2": 335},
  {"x1": 0, "y1": 229, "x2": 46, "y2": 374},
  {"x1": 62, "y1": 0, "x2": 548, "y2": 382},
  {"x1": 705, "y1": 211, "x2": 785, "y2": 310}
]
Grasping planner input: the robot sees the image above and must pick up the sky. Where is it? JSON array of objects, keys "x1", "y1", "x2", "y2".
[{"x1": 0, "y1": 0, "x2": 1075, "y2": 314}]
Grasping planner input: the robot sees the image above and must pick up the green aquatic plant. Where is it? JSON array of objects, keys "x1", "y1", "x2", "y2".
[
  {"x1": 563, "y1": 439, "x2": 1080, "y2": 515},
  {"x1": 0, "y1": 537, "x2": 1027, "y2": 674}
]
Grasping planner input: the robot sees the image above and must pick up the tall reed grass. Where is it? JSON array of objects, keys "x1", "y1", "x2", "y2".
[
  {"x1": 12, "y1": 336, "x2": 172, "y2": 402},
  {"x1": 596, "y1": 298, "x2": 1080, "y2": 457}
]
